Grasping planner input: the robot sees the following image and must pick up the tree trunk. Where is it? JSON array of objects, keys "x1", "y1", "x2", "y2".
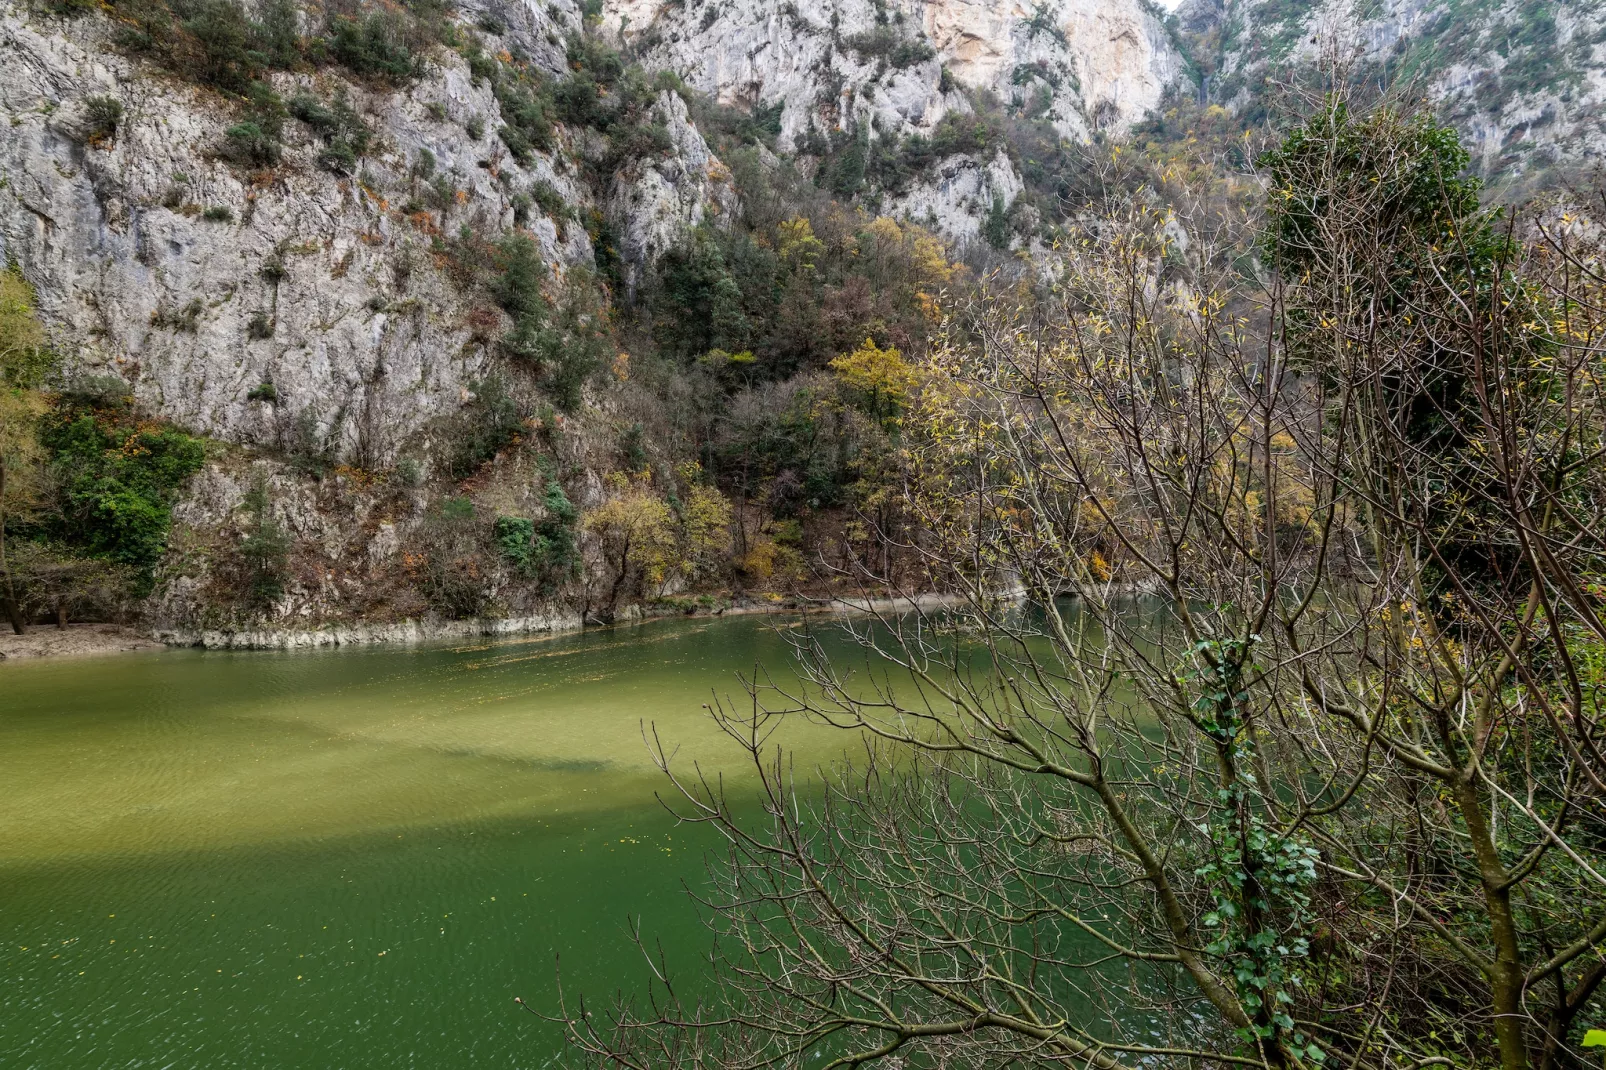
[
  {"x1": 1536, "y1": 960, "x2": 1604, "y2": 1070},
  {"x1": 0, "y1": 588, "x2": 22, "y2": 635},
  {"x1": 603, "y1": 534, "x2": 632, "y2": 621},
  {"x1": 1454, "y1": 777, "x2": 1531, "y2": 1070}
]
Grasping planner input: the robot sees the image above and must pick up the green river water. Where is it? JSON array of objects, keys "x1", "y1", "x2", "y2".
[{"x1": 0, "y1": 615, "x2": 849, "y2": 1069}]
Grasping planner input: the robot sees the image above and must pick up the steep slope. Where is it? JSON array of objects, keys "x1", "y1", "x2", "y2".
[{"x1": 0, "y1": 0, "x2": 740, "y2": 467}]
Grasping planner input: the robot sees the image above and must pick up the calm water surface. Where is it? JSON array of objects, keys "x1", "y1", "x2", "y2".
[{"x1": 0, "y1": 615, "x2": 846, "y2": 1069}]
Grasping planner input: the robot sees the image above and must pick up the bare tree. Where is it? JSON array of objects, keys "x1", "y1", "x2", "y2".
[{"x1": 555, "y1": 94, "x2": 1606, "y2": 1070}]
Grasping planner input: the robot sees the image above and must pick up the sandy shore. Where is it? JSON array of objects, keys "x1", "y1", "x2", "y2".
[{"x1": 0, "y1": 623, "x2": 166, "y2": 661}]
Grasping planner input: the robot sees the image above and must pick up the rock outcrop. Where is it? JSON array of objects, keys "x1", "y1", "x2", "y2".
[
  {"x1": 603, "y1": 0, "x2": 1185, "y2": 148},
  {"x1": 0, "y1": 0, "x2": 1191, "y2": 469},
  {"x1": 0, "y1": 0, "x2": 756, "y2": 467},
  {"x1": 598, "y1": 0, "x2": 1186, "y2": 237},
  {"x1": 607, "y1": 90, "x2": 741, "y2": 299},
  {"x1": 887, "y1": 148, "x2": 1023, "y2": 244}
]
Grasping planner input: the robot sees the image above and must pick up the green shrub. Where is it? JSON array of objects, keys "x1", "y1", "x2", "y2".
[
  {"x1": 492, "y1": 237, "x2": 608, "y2": 411},
  {"x1": 553, "y1": 70, "x2": 608, "y2": 129},
  {"x1": 176, "y1": 0, "x2": 258, "y2": 92},
  {"x1": 202, "y1": 205, "x2": 235, "y2": 222},
  {"x1": 981, "y1": 195, "x2": 1010, "y2": 249},
  {"x1": 245, "y1": 79, "x2": 287, "y2": 130},
  {"x1": 247, "y1": 381, "x2": 278, "y2": 402},
  {"x1": 327, "y1": 11, "x2": 418, "y2": 82},
  {"x1": 44, "y1": 0, "x2": 99, "y2": 17},
  {"x1": 491, "y1": 67, "x2": 557, "y2": 161},
  {"x1": 224, "y1": 120, "x2": 280, "y2": 165},
  {"x1": 287, "y1": 407, "x2": 341, "y2": 477},
  {"x1": 843, "y1": 27, "x2": 935, "y2": 68},
  {"x1": 449, "y1": 375, "x2": 525, "y2": 477},
  {"x1": 394, "y1": 457, "x2": 423, "y2": 486},
  {"x1": 82, "y1": 95, "x2": 125, "y2": 140},
  {"x1": 651, "y1": 229, "x2": 751, "y2": 359},
  {"x1": 289, "y1": 90, "x2": 371, "y2": 173},
  {"x1": 247, "y1": 311, "x2": 274, "y2": 338},
  {"x1": 619, "y1": 422, "x2": 646, "y2": 469},
  {"x1": 151, "y1": 299, "x2": 203, "y2": 331},
  {"x1": 464, "y1": 114, "x2": 485, "y2": 140},
  {"x1": 1022, "y1": 3, "x2": 1068, "y2": 45},
  {"x1": 60, "y1": 373, "x2": 134, "y2": 407},
  {"x1": 40, "y1": 403, "x2": 205, "y2": 589},
  {"x1": 494, "y1": 233, "x2": 548, "y2": 321},
  {"x1": 238, "y1": 478, "x2": 290, "y2": 609},
  {"x1": 604, "y1": 121, "x2": 673, "y2": 168},
  {"x1": 820, "y1": 130, "x2": 867, "y2": 196},
  {"x1": 252, "y1": 0, "x2": 301, "y2": 67},
  {"x1": 494, "y1": 478, "x2": 578, "y2": 585},
  {"x1": 493, "y1": 515, "x2": 538, "y2": 574},
  {"x1": 530, "y1": 180, "x2": 572, "y2": 222}
]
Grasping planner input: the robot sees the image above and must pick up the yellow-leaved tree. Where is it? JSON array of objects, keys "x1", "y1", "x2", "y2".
[
  {"x1": 677, "y1": 463, "x2": 732, "y2": 580},
  {"x1": 583, "y1": 473, "x2": 678, "y2": 617},
  {"x1": 776, "y1": 216, "x2": 825, "y2": 275},
  {"x1": 828, "y1": 338, "x2": 916, "y2": 426}
]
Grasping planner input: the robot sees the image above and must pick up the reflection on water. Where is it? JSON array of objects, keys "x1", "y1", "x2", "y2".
[{"x1": 0, "y1": 616, "x2": 841, "y2": 1069}]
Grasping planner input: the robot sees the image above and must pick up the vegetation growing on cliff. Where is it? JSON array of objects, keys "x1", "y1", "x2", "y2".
[{"x1": 0, "y1": 267, "x2": 204, "y2": 631}]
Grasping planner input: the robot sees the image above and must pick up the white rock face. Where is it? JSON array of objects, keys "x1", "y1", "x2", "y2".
[
  {"x1": 921, "y1": 0, "x2": 1184, "y2": 139},
  {"x1": 0, "y1": 2, "x2": 588, "y2": 466},
  {"x1": 601, "y1": 0, "x2": 1184, "y2": 147},
  {"x1": 0, "y1": 0, "x2": 1186, "y2": 469},
  {"x1": 888, "y1": 148, "x2": 1023, "y2": 243},
  {"x1": 455, "y1": 0, "x2": 582, "y2": 78},
  {"x1": 606, "y1": 91, "x2": 742, "y2": 298}
]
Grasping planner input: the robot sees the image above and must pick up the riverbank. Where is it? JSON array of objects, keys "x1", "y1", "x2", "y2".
[
  {"x1": 0, "y1": 623, "x2": 166, "y2": 660},
  {"x1": 0, "y1": 590, "x2": 991, "y2": 658},
  {"x1": 152, "y1": 609, "x2": 587, "y2": 650},
  {"x1": 154, "y1": 592, "x2": 966, "y2": 650}
]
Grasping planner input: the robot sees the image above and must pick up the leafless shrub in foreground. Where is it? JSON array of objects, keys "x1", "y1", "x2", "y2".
[{"x1": 554, "y1": 94, "x2": 1606, "y2": 1070}]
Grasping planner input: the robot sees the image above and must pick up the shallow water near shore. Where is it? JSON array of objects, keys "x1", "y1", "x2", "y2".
[{"x1": 0, "y1": 615, "x2": 846, "y2": 1068}]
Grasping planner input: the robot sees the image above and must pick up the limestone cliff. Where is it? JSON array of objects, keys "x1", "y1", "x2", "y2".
[
  {"x1": 601, "y1": 0, "x2": 1185, "y2": 234},
  {"x1": 0, "y1": 2, "x2": 586, "y2": 469},
  {"x1": 604, "y1": 0, "x2": 1184, "y2": 145},
  {"x1": 0, "y1": 0, "x2": 750, "y2": 634}
]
